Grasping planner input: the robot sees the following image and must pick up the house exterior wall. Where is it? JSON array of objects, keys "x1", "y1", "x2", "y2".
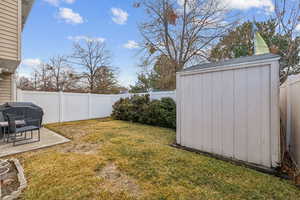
[
  {"x1": 0, "y1": 0, "x2": 21, "y2": 62},
  {"x1": 176, "y1": 58, "x2": 280, "y2": 168},
  {"x1": 0, "y1": 73, "x2": 13, "y2": 104},
  {"x1": 0, "y1": 0, "x2": 21, "y2": 100},
  {"x1": 0, "y1": 0, "x2": 34, "y2": 104}
]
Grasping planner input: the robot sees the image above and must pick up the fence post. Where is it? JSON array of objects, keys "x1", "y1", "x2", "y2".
[
  {"x1": 149, "y1": 91, "x2": 153, "y2": 100},
  {"x1": 88, "y1": 93, "x2": 92, "y2": 119},
  {"x1": 286, "y1": 80, "x2": 292, "y2": 151},
  {"x1": 59, "y1": 91, "x2": 64, "y2": 123},
  {"x1": 16, "y1": 89, "x2": 23, "y2": 102}
]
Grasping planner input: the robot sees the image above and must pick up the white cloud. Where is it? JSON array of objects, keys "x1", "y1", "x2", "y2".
[
  {"x1": 296, "y1": 24, "x2": 300, "y2": 32},
  {"x1": 44, "y1": 0, "x2": 60, "y2": 6},
  {"x1": 44, "y1": 0, "x2": 75, "y2": 6},
  {"x1": 57, "y1": 8, "x2": 84, "y2": 24},
  {"x1": 123, "y1": 40, "x2": 139, "y2": 49},
  {"x1": 64, "y1": 0, "x2": 75, "y2": 4},
  {"x1": 21, "y1": 59, "x2": 42, "y2": 68},
  {"x1": 222, "y1": 0, "x2": 274, "y2": 12},
  {"x1": 111, "y1": 8, "x2": 128, "y2": 25},
  {"x1": 67, "y1": 36, "x2": 106, "y2": 42},
  {"x1": 178, "y1": 0, "x2": 274, "y2": 13},
  {"x1": 177, "y1": 0, "x2": 187, "y2": 7}
]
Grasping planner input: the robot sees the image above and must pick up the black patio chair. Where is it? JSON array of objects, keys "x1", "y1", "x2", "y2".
[
  {"x1": 6, "y1": 114, "x2": 41, "y2": 146},
  {"x1": 0, "y1": 112, "x2": 5, "y2": 140},
  {"x1": 0, "y1": 112, "x2": 4, "y2": 122}
]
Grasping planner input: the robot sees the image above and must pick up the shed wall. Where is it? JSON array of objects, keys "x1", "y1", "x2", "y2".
[{"x1": 177, "y1": 62, "x2": 280, "y2": 168}]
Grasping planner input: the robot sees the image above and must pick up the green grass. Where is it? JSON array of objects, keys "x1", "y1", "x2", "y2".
[{"x1": 14, "y1": 119, "x2": 300, "y2": 200}]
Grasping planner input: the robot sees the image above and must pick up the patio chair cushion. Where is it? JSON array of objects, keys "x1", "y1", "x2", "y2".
[{"x1": 15, "y1": 126, "x2": 39, "y2": 133}]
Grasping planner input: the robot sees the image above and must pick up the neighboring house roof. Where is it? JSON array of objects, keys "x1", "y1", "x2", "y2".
[
  {"x1": 22, "y1": 0, "x2": 35, "y2": 29},
  {"x1": 182, "y1": 53, "x2": 281, "y2": 72}
]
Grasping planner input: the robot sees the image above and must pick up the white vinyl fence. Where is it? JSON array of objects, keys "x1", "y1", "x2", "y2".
[
  {"x1": 280, "y1": 74, "x2": 300, "y2": 165},
  {"x1": 16, "y1": 90, "x2": 175, "y2": 124}
]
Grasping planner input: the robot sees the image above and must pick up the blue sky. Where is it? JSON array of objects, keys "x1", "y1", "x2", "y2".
[{"x1": 19, "y1": 0, "x2": 279, "y2": 87}]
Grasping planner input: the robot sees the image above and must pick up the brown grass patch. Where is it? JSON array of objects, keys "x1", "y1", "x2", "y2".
[
  {"x1": 97, "y1": 163, "x2": 142, "y2": 198},
  {"x1": 59, "y1": 143, "x2": 101, "y2": 155}
]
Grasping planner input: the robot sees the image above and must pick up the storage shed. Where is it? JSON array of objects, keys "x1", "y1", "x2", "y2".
[{"x1": 176, "y1": 54, "x2": 281, "y2": 168}]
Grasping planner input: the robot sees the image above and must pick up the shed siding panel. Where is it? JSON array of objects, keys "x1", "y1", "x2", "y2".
[
  {"x1": 190, "y1": 74, "x2": 202, "y2": 150},
  {"x1": 234, "y1": 69, "x2": 248, "y2": 161},
  {"x1": 261, "y1": 66, "x2": 271, "y2": 166},
  {"x1": 247, "y1": 67, "x2": 262, "y2": 164},
  {"x1": 182, "y1": 76, "x2": 194, "y2": 147},
  {"x1": 193, "y1": 74, "x2": 204, "y2": 149},
  {"x1": 221, "y1": 70, "x2": 235, "y2": 158},
  {"x1": 270, "y1": 62, "x2": 280, "y2": 166},
  {"x1": 181, "y1": 76, "x2": 192, "y2": 147},
  {"x1": 202, "y1": 73, "x2": 213, "y2": 152},
  {"x1": 212, "y1": 72, "x2": 223, "y2": 155},
  {"x1": 188, "y1": 75, "x2": 199, "y2": 148},
  {"x1": 176, "y1": 74, "x2": 181, "y2": 144}
]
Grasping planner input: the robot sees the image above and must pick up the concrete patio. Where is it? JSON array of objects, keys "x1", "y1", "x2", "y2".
[{"x1": 0, "y1": 128, "x2": 70, "y2": 157}]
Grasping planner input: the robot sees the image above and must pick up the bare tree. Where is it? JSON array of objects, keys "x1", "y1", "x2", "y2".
[
  {"x1": 137, "y1": 0, "x2": 236, "y2": 70},
  {"x1": 70, "y1": 40, "x2": 112, "y2": 93},
  {"x1": 17, "y1": 76, "x2": 35, "y2": 90},
  {"x1": 33, "y1": 63, "x2": 53, "y2": 91},
  {"x1": 94, "y1": 66, "x2": 120, "y2": 94},
  {"x1": 273, "y1": 0, "x2": 300, "y2": 82},
  {"x1": 46, "y1": 55, "x2": 80, "y2": 91}
]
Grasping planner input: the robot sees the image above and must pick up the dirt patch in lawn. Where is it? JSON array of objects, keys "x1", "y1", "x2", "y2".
[
  {"x1": 59, "y1": 143, "x2": 100, "y2": 155},
  {"x1": 97, "y1": 163, "x2": 142, "y2": 197},
  {"x1": 62, "y1": 127, "x2": 90, "y2": 139}
]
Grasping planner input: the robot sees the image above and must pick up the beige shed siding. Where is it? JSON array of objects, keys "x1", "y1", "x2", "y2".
[
  {"x1": 0, "y1": 73, "x2": 12, "y2": 104},
  {"x1": 177, "y1": 58, "x2": 281, "y2": 168},
  {"x1": 0, "y1": 0, "x2": 21, "y2": 61}
]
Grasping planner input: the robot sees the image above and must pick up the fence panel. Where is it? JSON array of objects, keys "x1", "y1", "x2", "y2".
[
  {"x1": 90, "y1": 94, "x2": 115, "y2": 119},
  {"x1": 18, "y1": 91, "x2": 60, "y2": 124},
  {"x1": 280, "y1": 74, "x2": 300, "y2": 165},
  {"x1": 16, "y1": 90, "x2": 176, "y2": 124},
  {"x1": 62, "y1": 93, "x2": 90, "y2": 122},
  {"x1": 150, "y1": 91, "x2": 176, "y2": 101}
]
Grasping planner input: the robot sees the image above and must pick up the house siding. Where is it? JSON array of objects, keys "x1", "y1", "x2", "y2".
[
  {"x1": 0, "y1": 73, "x2": 12, "y2": 104},
  {"x1": 0, "y1": 0, "x2": 21, "y2": 62}
]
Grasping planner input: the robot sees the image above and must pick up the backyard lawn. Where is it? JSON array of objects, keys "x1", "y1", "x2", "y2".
[{"x1": 14, "y1": 119, "x2": 300, "y2": 200}]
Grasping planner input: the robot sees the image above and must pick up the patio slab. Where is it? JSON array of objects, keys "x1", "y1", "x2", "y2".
[{"x1": 0, "y1": 128, "x2": 70, "y2": 158}]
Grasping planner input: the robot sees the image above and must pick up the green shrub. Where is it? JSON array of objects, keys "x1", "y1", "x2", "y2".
[{"x1": 111, "y1": 95, "x2": 176, "y2": 129}]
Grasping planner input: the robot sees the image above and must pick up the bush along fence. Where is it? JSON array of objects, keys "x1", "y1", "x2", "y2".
[
  {"x1": 16, "y1": 90, "x2": 176, "y2": 124},
  {"x1": 111, "y1": 95, "x2": 176, "y2": 129}
]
